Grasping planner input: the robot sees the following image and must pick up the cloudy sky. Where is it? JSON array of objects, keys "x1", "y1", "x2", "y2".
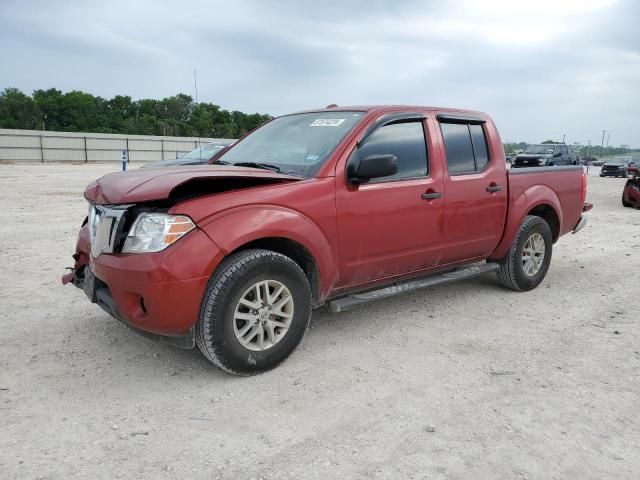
[{"x1": 1, "y1": 0, "x2": 638, "y2": 146}]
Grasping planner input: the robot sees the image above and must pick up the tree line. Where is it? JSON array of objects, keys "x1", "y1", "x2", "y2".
[{"x1": 0, "y1": 87, "x2": 272, "y2": 138}]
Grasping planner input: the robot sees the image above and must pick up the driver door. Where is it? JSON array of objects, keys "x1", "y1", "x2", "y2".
[{"x1": 335, "y1": 118, "x2": 445, "y2": 288}]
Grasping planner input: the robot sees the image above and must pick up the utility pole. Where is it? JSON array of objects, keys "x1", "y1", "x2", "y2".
[
  {"x1": 606, "y1": 132, "x2": 610, "y2": 147},
  {"x1": 193, "y1": 69, "x2": 198, "y2": 104},
  {"x1": 562, "y1": 133, "x2": 566, "y2": 143},
  {"x1": 600, "y1": 130, "x2": 606, "y2": 157}
]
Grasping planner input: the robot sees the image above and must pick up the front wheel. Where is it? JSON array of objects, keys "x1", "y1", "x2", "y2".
[
  {"x1": 196, "y1": 249, "x2": 312, "y2": 375},
  {"x1": 496, "y1": 215, "x2": 553, "y2": 291}
]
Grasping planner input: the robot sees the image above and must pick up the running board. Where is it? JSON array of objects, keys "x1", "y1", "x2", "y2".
[{"x1": 328, "y1": 262, "x2": 500, "y2": 313}]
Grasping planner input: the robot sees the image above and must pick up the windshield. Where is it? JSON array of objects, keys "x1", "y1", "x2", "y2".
[
  {"x1": 525, "y1": 145, "x2": 556, "y2": 154},
  {"x1": 182, "y1": 144, "x2": 226, "y2": 160},
  {"x1": 608, "y1": 157, "x2": 629, "y2": 165},
  {"x1": 218, "y1": 112, "x2": 365, "y2": 177}
]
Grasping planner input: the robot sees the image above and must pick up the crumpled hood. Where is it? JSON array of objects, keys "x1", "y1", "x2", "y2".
[{"x1": 84, "y1": 165, "x2": 301, "y2": 204}]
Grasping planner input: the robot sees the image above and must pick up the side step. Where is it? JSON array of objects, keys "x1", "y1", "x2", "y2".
[{"x1": 328, "y1": 262, "x2": 500, "y2": 313}]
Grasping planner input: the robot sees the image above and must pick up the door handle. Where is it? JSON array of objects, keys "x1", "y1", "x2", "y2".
[
  {"x1": 421, "y1": 191, "x2": 442, "y2": 200},
  {"x1": 486, "y1": 183, "x2": 503, "y2": 193}
]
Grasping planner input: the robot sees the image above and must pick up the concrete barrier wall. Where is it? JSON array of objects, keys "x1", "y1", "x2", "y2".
[{"x1": 0, "y1": 128, "x2": 235, "y2": 163}]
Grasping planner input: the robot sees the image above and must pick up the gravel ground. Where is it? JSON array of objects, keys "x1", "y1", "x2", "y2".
[{"x1": 0, "y1": 164, "x2": 638, "y2": 480}]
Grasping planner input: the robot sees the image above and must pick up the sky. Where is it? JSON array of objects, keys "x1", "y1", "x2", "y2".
[{"x1": 1, "y1": 0, "x2": 639, "y2": 147}]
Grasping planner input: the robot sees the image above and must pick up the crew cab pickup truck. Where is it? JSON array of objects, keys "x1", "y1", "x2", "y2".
[
  {"x1": 62, "y1": 105, "x2": 591, "y2": 375},
  {"x1": 512, "y1": 143, "x2": 578, "y2": 167}
]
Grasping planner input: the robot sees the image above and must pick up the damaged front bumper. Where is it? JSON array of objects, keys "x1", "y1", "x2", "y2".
[{"x1": 62, "y1": 223, "x2": 225, "y2": 350}]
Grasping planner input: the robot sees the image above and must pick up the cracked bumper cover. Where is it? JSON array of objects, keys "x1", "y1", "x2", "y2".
[{"x1": 62, "y1": 225, "x2": 224, "y2": 348}]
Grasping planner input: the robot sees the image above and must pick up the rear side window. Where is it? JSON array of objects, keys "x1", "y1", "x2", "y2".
[
  {"x1": 469, "y1": 124, "x2": 489, "y2": 170},
  {"x1": 440, "y1": 122, "x2": 491, "y2": 174},
  {"x1": 358, "y1": 121, "x2": 428, "y2": 181},
  {"x1": 440, "y1": 123, "x2": 475, "y2": 174}
]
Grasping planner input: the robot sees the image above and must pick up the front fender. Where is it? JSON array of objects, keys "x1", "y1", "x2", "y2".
[
  {"x1": 490, "y1": 184, "x2": 563, "y2": 260},
  {"x1": 199, "y1": 205, "x2": 338, "y2": 300}
]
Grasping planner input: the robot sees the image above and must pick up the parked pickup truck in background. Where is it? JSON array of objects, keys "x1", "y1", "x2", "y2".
[
  {"x1": 62, "y1": 105, "x2": 591, "y2": 375},
  {"x1": 512, "y1": 143, "x2": 578, "y2": 167}
]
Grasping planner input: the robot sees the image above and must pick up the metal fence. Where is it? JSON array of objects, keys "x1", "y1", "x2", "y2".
[{"x1": 0, "y1": 128, "x2": 235, "y2": 163}]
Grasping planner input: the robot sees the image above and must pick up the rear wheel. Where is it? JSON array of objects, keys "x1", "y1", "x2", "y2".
[
  {"x1": 196, "y1": 249, "x2": 312, "y2": 375},
  {"x1": 497, "y1": 215, "x2": 553, "y2": 291}
]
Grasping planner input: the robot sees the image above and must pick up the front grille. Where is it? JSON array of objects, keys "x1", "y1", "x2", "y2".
[{"x1": 88, "y1": 204, "x2": 131, "y2": 257}]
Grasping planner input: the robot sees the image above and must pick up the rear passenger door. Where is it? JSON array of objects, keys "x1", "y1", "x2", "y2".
[{"x1": 437, "y1": 117, "x2": 508, "y2": 263}]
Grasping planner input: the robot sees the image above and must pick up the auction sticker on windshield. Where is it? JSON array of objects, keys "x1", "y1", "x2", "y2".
[{"x1": 310, "y1": 118, "x2": 346, "y2": 127}]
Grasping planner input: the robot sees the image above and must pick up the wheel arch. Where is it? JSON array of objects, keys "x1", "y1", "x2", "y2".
[
  {"x1": 526, "y1": 203, "x2": 560, "y2": 242},
  {"x1": 200, "y1": 205, "x2": 338, "y2": 305},
  {"x1": 490, "y1": 184, "x2": 564, "y2": 260},
  {"x1": 231, "y1": 237, "x2": 322, "y2": 305}
]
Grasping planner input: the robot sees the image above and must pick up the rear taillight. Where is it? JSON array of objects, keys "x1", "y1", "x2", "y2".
[{"x1": 581, "y1": 171, "x2": 587, "y2": 204}]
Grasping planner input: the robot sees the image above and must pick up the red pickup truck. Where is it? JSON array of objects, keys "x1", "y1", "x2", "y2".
[{"x1": 62, "y1": 105, "x2": 591, "y2": 375}]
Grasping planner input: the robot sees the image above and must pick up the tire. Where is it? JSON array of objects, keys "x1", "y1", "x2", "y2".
[
  {"x1": 196, "y1": 249, "x2": 312, "y2": 375},
  {"x1": 496, "y1": 215, "x2": 553, "y2": 292}
]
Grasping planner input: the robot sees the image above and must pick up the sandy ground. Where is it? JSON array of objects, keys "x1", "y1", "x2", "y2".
[{"x1": 0, "y1": 163, "x2": 638, "y2": 480}]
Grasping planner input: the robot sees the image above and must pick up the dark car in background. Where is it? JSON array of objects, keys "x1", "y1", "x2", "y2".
[
  {"x1": 141, "y1": 141, "x2": 234, "y2": 169},
  {"x1": 599, "y1": 157, "x2": 640, "y2": 178},
  {"x1": 512, "y1": 143, "x2": 578, "y2": 168}
]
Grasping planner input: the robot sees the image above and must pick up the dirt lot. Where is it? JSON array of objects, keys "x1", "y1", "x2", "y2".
[{"x1": 0, "y1": 164, "x2": 638, "y2": 480}]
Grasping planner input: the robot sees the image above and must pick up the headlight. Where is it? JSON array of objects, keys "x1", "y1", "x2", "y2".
[
  {"x1": 538, "y1": 158, "x2": 547, "y2": 165},
  {"x1": 122, "y1": 213, "x2": 195, "y2": 253}
]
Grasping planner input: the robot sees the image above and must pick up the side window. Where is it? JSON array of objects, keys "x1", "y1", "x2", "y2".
[
  {"x1": 469, "y1": 124, "x2": 489, "y2": 170},
  {"x1": 560, "y1": 145, "x2": 569, "y2": 154},
  {"x1": 357, "y1": 121, "x2": 428, "y2": 181},
  {"x1": 440, "y1": 122, "x2": 491, "y2": 174},
  {"x1": 440, "y1": 123, "x2": 475, "y2": 174}
]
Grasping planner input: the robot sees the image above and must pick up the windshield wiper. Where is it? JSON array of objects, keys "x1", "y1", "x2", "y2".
[{"x1": 232, "y1": 162, "x2": 281, "y2": 173}]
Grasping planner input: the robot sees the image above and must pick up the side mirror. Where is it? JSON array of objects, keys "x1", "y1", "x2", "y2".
[{"x1": 348, "y1": 154, "x2": 398, "y2": 183}]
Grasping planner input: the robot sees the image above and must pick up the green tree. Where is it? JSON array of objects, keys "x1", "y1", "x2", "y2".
[
  {"x1": 0, "y1": 87, "x2": 271, "y2": 138},
  {"x1": 32, "y1": 88, "x2": 63, "y2": 130},
  {"x1": 0, "y1": 88, "x2": 41, "y2": 129}
]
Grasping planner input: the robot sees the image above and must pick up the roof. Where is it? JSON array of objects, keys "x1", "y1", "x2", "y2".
[{"x1": 289, "y1": 104, "x2": 488, "y2": 118}]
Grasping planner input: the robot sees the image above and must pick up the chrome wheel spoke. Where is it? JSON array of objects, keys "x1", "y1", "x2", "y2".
[
  {"x1": 270, "y1": 319, "x2": 289, "y2": 329},
  {"x1": 237, "y1": 322, "x2": 254, "y2": 338},
  {"x1": 257, "y1": 326, "x2": 265, "y2": 349},
  {"x1": 264, "y1": 323, "x2": 276, "y2": 345},
  {"x1": 234, "y1": 311, "x2": 256, "y2": 322},
  {"x1": 240, "y1": 325, "x2": 260, "y2": 344},
  {"x1": 254, "y1": 282, "x2": 264, "y2": 305},
  {"x1": 239, "y1": 297, "x2": 260, "y2": 310}
]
